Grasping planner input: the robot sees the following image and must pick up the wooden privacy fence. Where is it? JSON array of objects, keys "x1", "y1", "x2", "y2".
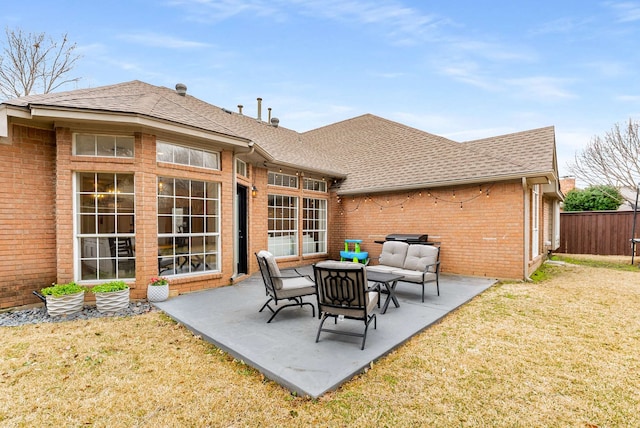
[{"x1": 558, "y1": 211, "x2": 639, "y2": 256}]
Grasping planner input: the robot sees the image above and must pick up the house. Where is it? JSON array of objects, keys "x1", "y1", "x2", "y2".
[{"x1": 0, "y1": 80, "x2": 563, "y2": 310}]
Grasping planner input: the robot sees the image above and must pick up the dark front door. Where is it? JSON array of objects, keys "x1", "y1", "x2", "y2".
[{"x1": 236, "y1": 184, "x2": 248, "y2": 274}]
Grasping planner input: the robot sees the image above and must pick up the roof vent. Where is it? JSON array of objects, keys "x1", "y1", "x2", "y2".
[
  {"x1": 270, "y1": 117, "x2": 280, "y2": 128},
  {"x1": 175, "y1": 83, "x2": 187, "y2": 96}
]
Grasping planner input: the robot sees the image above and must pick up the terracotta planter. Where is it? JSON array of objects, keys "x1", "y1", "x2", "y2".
[
  {"x1": 147, "y1": 284, "x2": 169, "y2": 302},
  {"x1": 46, "y1": 291, "x2": 85, "y2": 317},
  {"x1": 95, "y1": 288, "x2": 130, "y2": 313}
]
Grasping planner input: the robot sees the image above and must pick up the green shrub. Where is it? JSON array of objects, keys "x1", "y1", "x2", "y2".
[
  {"x1": 41, "y1": 282, "x2": 85, "y2": 297},
  {"x1": 89, "y1": 280, "x2": 129, "y2": 293}
]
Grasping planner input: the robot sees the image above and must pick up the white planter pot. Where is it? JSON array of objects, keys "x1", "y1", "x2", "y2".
[
  {"x1": 95, "y1": 288, "x2": 130, "y2": 313},
  {"x1": 147, "y1": 284, "x2": 169, "y2": 302},
  {"x1": 46, "y1": 291, "x2": 85, "y2": 317}
]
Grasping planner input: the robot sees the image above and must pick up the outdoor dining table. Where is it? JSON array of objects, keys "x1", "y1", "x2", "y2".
[{"x1": 366, "y1": 269, "x2": 403, "y2": 314}]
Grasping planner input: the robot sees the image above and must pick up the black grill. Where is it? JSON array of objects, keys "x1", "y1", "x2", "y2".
[{"x1": 384, "y1": 233, "x2": 428, "y2": 244}]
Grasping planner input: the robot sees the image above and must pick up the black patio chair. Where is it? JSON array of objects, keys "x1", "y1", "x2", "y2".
[
  {"x1": 255, "y1": 251, "x2": 316, "y2": 323},
  {"x1": 313, "y1": 261, "x2": 380, "y2": 350}
]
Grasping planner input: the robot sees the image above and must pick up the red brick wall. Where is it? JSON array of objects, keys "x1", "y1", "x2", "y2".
[
  {"x1": 336, "y1": 181, "x2": 526, "y2": 279},
  {"x1": 0, "y1": 124, "x2": 57, "y2": 308}
]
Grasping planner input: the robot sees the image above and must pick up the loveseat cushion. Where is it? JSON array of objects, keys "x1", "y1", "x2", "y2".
[
  {"x1": 378, "y1": 241, "x2": 409, "y2": 268},
  {"x1": 391, "y1": 268, "x2": 437, "y2": 284},
  {"x1": 403, "y1": 245, "x2": 438, "y2": 273}
]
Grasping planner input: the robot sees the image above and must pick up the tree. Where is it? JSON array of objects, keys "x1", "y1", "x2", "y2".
[
  {"x1": 0, "y1": 27, "x2": 81, "y2": 100},
  {"x1": 568, "y1": 119, "x2": 640, "y2": 189},
  {"x1": 563, "y1": 185, "x2": 624, "y2": 212}
]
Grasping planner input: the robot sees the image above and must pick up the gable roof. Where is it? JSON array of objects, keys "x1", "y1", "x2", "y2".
[
  {"x1": 2, "y1": 80, "x2": 559, "y2": 194},
  {"x1": 302, "y1": 114, "x2": 557, "y2": 194}
]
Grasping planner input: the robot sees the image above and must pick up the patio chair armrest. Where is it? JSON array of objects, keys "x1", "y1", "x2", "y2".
[
  {"x1": 421, "y1": 260, "x2": 441, "y2": 275},
  {"x1": 367, "y1": 256, "x2": 381, "y2": 265},
  {"x1": 274, "y1": 269, "x2": 313, "y2": 282}
]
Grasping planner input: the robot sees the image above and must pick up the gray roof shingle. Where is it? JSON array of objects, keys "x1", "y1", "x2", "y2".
[{"x1": 3, "y1": 81, "x2": 558, "y2": 194}]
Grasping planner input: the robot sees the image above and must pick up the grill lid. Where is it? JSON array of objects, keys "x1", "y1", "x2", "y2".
[{"x1": 385, "y1": 233, "x2": 428, "y2": 243}]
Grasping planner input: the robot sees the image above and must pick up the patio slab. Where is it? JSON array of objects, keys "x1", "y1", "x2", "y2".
[{"x1": 153, "y1": 267, "x2": 497, "y2": 398}]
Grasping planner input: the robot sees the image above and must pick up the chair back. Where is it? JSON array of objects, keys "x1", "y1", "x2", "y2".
[
  {"x1": 256, "y1": 251, "x2": 283, "y2": 296},
  {"x1": 314, "y1": 261, "x2": 370, "y2": 317},
  {"x1": 404, "y1": 245, "x2": 439, "y2": 273},
  {"x1": 379, "y1": 241, "x2": 409, "y2": 268}
]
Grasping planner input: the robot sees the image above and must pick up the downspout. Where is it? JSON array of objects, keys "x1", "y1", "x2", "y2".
[
  {"x1": 522, "y1": 177, "x2": 531, "y2": 281},
  {"x1": 231, "y1": 142, "x2": 255, "y2": 282}
]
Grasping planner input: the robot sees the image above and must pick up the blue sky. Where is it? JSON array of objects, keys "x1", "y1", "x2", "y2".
[{"x1": 3, "y1": 1, "x2": 640, "y2": 179}]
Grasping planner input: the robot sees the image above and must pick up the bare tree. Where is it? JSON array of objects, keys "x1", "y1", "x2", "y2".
[
  {"x1": 0, "y1": 27, "x2": 81, "y2": 100},
  {"x1": 569, "y1": 119, "x2": 640, "y2": 189}
]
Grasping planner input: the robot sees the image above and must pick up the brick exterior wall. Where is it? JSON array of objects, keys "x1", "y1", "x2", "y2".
[
  {"x1": 0, "y1": 124, "x2": 57, "y2": 308},
  {"x1": 333, "y1": 181, "x2": 526, "y2": 279}
]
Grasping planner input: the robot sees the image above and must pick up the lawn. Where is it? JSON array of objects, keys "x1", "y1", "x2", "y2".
[{"x1": 1, "y1": 258, "x2": 639, "y2": 427}]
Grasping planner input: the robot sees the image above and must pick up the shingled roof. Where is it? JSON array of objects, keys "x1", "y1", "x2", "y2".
[
  {"x1": 3, "y1": 80, "x2": 558, "y2": 195},
  {"x1": 301, "y1": 114, "x2": 557, "y2": 194}
]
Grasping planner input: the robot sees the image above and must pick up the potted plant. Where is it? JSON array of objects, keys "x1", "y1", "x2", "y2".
[
  {"x1": 88, "y1": 280, "x2": 130, "y2": 313},
  {"x1": 40, "y1": 281, "x2": 86, "y2": 317},
  {"x1": 147, "y1": 276, "x2": 169, "y2": 302}
]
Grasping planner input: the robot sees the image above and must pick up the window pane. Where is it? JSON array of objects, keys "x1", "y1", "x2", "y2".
[
  {"x1": 98, "y1": 215, "x2": 116, "y2": 233},
  {"x1": 76, "y1": 134, "x2": 95, "y2": 155},
  {"x1": 205, "y1": 152, "x2": 219, "y2": 169},
  {"x1": 205, "y1": 217, "x2": 218, "y2": 233},
  {"x1": 191, "y1": 181, "x2": 205, "y2": 197},
  {"x1": 97, "y1": 135, "x2": 114, "y2": 156},
  {"x1": 174, "y1": 146, "x2": 189, "y2": 165},
  {"x1": 96, "y1": 173, "x2": 115, "y2": 193},
  {"x1": 115, "y1": 136, "x2": 134, "y2": 157},
  {"x1": 117, "y1": 195, "x2": 135, "y2": 213},
  {"x1": 79, "y1": 214, "x2": 96, "y2": 234},
  {"x1": 175, "y1": 179, "x2": 190, "y2": 197},
  {"x1": 158, "y1": 216, "x2": 173, "y2": 234},
  {"x1": 78, "y1": 173, "x2": 96, "y2": 192},
  {"x1": 158, "y1": 197, "x2": 173, "y2": 215},
  {"x1": 158, "y1": 177, "x2": 172, "y2": 196},
  {"x1": 117, "y1": 214, "x2": 135, "y2": 233},
  {"x1": 97, "y1": 195, "x2": 116, "y2": 213},
  {"x1": 191, "y1": 199, "x2": 204, "y2": 215},
  {"x1": 116, "y1": 175, "x2": 134, "y2": 193},
  {"x1": 157, "y1": 142, "x2": 173, "y2": 163},
  {"x1": 206, "y1": 182, "x2": 219, "y2": 198},
  {"x1": 191, "y1": 217, "x2": 205, "y2": 233},
  {"x1": 79, "y1": 195, "x2": 95, "y2": 213},
  {"x1": 190, "y1": 149, "x2": 203, "y2": 167}
]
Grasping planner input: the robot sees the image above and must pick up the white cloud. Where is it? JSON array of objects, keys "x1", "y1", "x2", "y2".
[
  {"x1": 528, "y1": 17, "x2": 593, "y2": 36},
  {"x1": 505, "y1": 76, "x2": 577, "y2": 101},
  {"x1": 616, "y1": 94, "x2": 640, "y2": 102},
  {"x1": 605, "y1": 1, "x2": 640, "y2": 22},
  {"x1": 117, "y1": 32, "x2": 212, "y2": 49}
]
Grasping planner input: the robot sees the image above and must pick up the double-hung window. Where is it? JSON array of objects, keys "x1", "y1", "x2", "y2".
[
  {"x1": 76, "y1": 173, "x2": 136, "y2": 280},
  {"x1": 157, "y1": 177, "x2": 220, "y2": 275},
  {"x1": 302, "y1": 198, "x2": 326, "y2": 254},
  {"x1": 267, "y1": 195, "x2": 298, "y2": 257}
]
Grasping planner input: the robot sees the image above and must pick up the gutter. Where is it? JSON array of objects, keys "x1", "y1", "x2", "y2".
[{"x1": 337, "y1": 172, "x2": 555, "y2": 196}]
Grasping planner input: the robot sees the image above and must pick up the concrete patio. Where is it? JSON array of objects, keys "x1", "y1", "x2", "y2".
[{"x1": 153, "y1": 266, "x2": 497, "y2": 398}]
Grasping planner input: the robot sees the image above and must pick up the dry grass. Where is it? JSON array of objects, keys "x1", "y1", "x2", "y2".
[{"x1": 2, "y1": 260, "x2": 639, "y2": 427}]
